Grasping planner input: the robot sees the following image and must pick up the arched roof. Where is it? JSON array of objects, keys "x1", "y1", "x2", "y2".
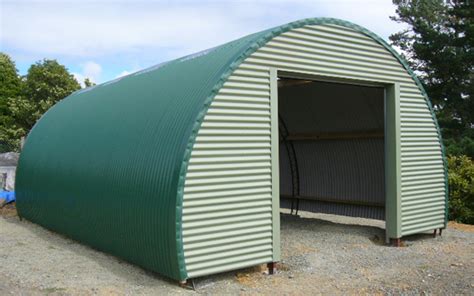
[{"x1": 16, "y1": 18, "x2": 445, "y2": 280}]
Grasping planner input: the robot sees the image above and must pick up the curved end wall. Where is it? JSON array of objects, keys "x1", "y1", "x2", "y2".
[{"x1": 16, "y1": 18, "x2": 448, "y2": 281}]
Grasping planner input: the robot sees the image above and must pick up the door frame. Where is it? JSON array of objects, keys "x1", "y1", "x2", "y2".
[{"x1": 269, "y1": 68, "x2": 401, "y2": 262}]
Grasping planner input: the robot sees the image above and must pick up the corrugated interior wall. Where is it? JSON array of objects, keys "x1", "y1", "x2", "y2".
[
  {"x1": 278, "y1": 81, "x2": 385, "y2": 220},
  {"x1": 183, "y1": 24, "x2": 446, "y2": 278}
]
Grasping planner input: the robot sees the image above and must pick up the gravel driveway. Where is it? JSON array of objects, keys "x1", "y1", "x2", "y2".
[{"x1": 1, "y1": 204, "x2": 473, "y2": 295}]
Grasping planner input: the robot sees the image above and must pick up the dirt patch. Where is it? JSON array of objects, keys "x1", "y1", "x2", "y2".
[
  {"x1": 448, "y1": 221, "x2": 474, "y2": 232},
  {"x1": 0, "y1": 202, "x2": 17, "y2": 218}
]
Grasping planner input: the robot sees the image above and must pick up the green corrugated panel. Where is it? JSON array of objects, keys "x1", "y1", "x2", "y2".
[{"x1": 16, "y1": 17, "x2": 447, "y2": 281}]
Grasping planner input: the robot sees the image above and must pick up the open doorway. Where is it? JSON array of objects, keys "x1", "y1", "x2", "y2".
[{"x1": 277, "y1": 76, "x2": 386, "y2": 222}]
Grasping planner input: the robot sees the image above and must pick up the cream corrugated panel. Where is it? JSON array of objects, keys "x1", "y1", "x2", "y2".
[
  {"x1": 400, "y1": 85, "x2": 445, "y2": 235},
  {"x1": 183, "y1": 68, "x2": 273, "y2": 278},
  {"x1": 183, "y1": 24, "x2": 446, "y2": 277}
]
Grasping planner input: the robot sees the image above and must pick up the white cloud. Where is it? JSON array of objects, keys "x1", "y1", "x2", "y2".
[
  {"x1": 72, "y1": 61, "x2": 102, "y2": 86},
  {"x1": 2, "y1": 0, "x2": 405, "y2": 83},
  {"x1": 115, "y1": 70, "x2": 131, "y2": 78},
  {"x1": 115, "y1": 63, "x2": 143, "y2": 79},
  {"x1": 82, "y1": 61, "x2": 102, "y2": 81},
  {"x1": 1, "y1": 2, "x2": 247, "y2": 58},
  {"x1": 72, "y1": 72, "x2": 86, "y2": 87},
  {"x1": 1, "y1": 0, "x2": 403, "y2": 60}
]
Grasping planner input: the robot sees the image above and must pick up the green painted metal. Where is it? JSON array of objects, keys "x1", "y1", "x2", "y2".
[
  {"x1": 16, "y1": 17, "x2": 446, "y2": 281},
  {"x1": 16, "y1": 32, "x2": 264, "y2": 281},
  {"x1": 385, "y1": 83, "x2": 402, "y2": 239},
  {"x1": 269, "y1": 68, "x2": 281, "y2": 262}
]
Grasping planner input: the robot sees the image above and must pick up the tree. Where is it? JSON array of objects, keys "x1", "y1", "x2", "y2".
[
  {"x1": 0, "y1": 53, "x2": 23, "y2": 152},
  {"x1": 390, "y1": 0, "x2": 473, "y2": 158},
  {"x1": 0, "y1": 53, "x2": 23, "y2": 127},
  {"x1": 25, "y1": 59, "x2": 81, "y2": 104},
  {"x1": 16, "y1": 59, "x2": 81, "y2": 133},
  {"x1": 0, "y1": 53, "x2": 22, "y2": 104},
  {"x1": 84, "y1": 77, "x2": 96, "y2": 88},
  {"x1": 0, "y1": 58, "x2": 81, "y2": 152}
]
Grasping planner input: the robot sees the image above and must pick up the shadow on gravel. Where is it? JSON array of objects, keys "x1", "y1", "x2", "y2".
[
  {"x1": 280, "y1": 212, "x2": 440, "y2": 247},
  {"x1": 402, "y1": 232, "x2": 438, "y2": 242},
  {"x1": 280, "y1": 212, "x2": 386, "y2": 245}
]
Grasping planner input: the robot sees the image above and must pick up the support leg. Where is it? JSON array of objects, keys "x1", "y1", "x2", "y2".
[
  {"x1": 390, "y1": 238, "x2": 401, "y2": 247},
  {"x1": 267, "y1": 262, "x2": 276, "y2": 275},
  {"x1": 433, "y1": 229, "x2": 437, "y2": 238},
  {"x1": 179, "y1": 279, "x2": 195, "y2": 290},
  {"x1": 439, "y1": 228, "x2": 443, "y2": 236}
]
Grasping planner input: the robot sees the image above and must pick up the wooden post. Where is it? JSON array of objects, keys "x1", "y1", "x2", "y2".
[
  {"x1": 390, "y1": 238, "x2": 401, "y2": 247},
  {"x1": 267, "y1": 262, "x2": 276, "y2": 275}
]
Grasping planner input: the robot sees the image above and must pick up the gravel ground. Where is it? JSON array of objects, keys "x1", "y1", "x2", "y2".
[{"x1": 1, "y1": 204, "x2": 473, "y2": 295}]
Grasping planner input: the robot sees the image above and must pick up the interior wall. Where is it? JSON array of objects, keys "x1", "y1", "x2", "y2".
[{"x1": 279, "y1": 80, "x2": 386, "y2": 220}]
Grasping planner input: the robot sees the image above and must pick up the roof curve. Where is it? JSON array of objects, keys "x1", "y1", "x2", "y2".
[{"x1": 16, "y1": 18, "x2": 440, "y2": 281}]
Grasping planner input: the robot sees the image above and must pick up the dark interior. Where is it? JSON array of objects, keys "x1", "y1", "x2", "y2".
[{"x1": 278, "y1": 78, "x2": 386, "y2": 220}]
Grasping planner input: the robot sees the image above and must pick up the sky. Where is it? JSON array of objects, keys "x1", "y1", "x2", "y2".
[{"x1": 0, "y1": 0, "x2": 405, "y2": 85}]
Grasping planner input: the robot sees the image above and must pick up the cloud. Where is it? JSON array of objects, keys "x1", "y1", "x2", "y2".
[
  {"x1": 1, "y1": 1, "x2": 403, "y2": 59},
  {"x1": 82, "y1": 61, "x2": 102, "y2": 81},
  {"x1": 72, "y1": 72, "x2": 86, "y2": 87},
  {"x1": 2, "y1": 0, "x2": 405, "y2": 83},
  {"x1": 72, "y1": 61, "x2": 102, "y2": 86},
  {"x1": 1, "y1": 2, "x2": 249, "y2": 58},
  {"x1": 115, "y1": 70, "x2": 131, "y2": 78}
]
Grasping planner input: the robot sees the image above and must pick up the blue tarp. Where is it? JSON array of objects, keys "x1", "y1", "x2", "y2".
[{"x1": 0, "y1": 191, "x2": 15, "y2": 203}]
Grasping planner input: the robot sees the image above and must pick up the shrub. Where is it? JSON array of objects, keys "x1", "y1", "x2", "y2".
[
  {"x1": 444, "y1": 133, "x2": 474, "y2": 159},
  {"x1": 447, "y1": 155, "x2": 474, "y2": 224}
]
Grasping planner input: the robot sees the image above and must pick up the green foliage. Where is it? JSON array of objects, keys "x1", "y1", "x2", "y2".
[
  {"x1": 0, "y1": 54, "x2": 23, "y2": 125},
  {"x1": 0, "y1": 53, "x2": 24, "y2": 152},
  {"x1": 0, "y1": 53, "x2": 23, "y2": 103},
  {"x1": 390, "y1": 0, "x2": 473, "y2": 158},
  {"x1": 25, "y1": 59, "x2": 80, "y2": 104},
  {"x1": 447, "y1": 155, "x2": 474, "y2": 224},
  {"x1": 0, "y1": 54, "x2": 81, "y2": 152},
  {"x1": 444, "y1": 128, "x2": 474, "y2": 157},
  {"x1": 84, "y1": 78, "x2": 96, "y2": 88}
]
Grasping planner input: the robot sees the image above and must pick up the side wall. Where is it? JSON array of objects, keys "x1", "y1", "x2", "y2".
[{"x1": 183, "y1": 24, "x2": 446, "y2": 278}]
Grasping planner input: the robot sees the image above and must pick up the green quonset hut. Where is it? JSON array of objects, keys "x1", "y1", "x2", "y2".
[{"x1": 16, "y1": 18, "x2": 448, "y2": 281}]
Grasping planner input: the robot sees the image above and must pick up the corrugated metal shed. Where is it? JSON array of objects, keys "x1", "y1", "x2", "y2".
[{"x1": 16, "y1": 17, "x2": 447, "y2": 281}]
